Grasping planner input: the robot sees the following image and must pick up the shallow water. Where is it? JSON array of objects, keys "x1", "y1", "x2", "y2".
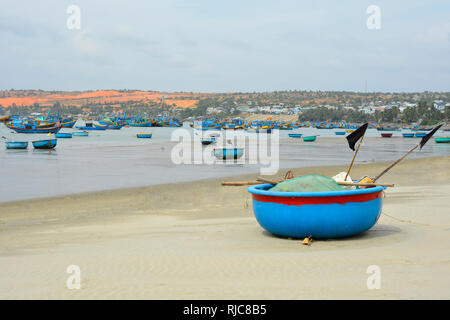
[{"x1": 1, "y1": 122, "x2": 449, "y2": 203}]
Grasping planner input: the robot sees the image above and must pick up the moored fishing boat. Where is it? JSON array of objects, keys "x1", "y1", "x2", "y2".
[
  {"x1": 136, "y1": 132, "x2": 152, "y2": 139},
  {"x1": 345, "y1": 129, "x2": 354, "y2": 133},
  {"x1": 415, "y1": 132, "x2": 427, "y2": 138},
  {"x1": 402, "y1": 133, "x2": 414, "y2": 138},
  {"x1": 288, "y1": 133, "x2": 302, "y2": 138},
  {"x1": 247, "y1": 184, "x2": 385, "y2": 238},
  {"x1": 61, "y1": 119, "x2": 76, "y2": 128},
  {"x1": 434, "y1": 137, "x2": 450, "y2": 143},
  {"x1": 5, "y1": 141, "x2": 28, "y2": 149},
  {"x1": 8, "y1": 125, "x2": 62, "y2": 134},
  {"x1": 213, "y1": 148, "x2": 244, "y2": 160},
  {"x1": 55, "y1": 133, "x2": 73, "y2": 138},
  {"x1": 381, "y1": 133, "x2": 393, "y2": 138},
  {"x1": 32, "y1": 139, "x2": 57, "y2": 149},
  {"x1": 335, "y1": 131, "x2": 346, "y2": 135}
]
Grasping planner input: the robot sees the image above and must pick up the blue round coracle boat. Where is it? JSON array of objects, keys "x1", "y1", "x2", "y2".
[{"x1": 248, "y1": 184, "x2": 385, "y2": 239}]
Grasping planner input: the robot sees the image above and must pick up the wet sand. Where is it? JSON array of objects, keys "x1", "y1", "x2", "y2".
[{"x1": 0, "y1": 156, "x2": 449, "y2": 299}]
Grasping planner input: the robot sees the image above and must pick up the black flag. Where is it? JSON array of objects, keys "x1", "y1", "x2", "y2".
[
  {"x1": 419, "y1": 124, "x2": 443, "y2": 149},
  {"x1": 346, "y1": 123, "x2": 368, "y2": 151}
]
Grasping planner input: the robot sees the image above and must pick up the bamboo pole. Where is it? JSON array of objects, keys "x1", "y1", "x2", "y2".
[{"x1": 344, "y1": 131, "x2": 366, "y2": 181}]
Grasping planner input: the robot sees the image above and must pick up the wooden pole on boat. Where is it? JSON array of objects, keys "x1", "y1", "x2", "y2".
[
  {"x1": 344, "y1": 131, "x2": 365, "y2": 181},
  {"x1": 373, "y1": 124, "x2": 443, "y2": 182}
]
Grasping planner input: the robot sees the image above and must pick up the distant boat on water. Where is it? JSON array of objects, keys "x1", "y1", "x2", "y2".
[
  {"x1": 402, "y1": 133, "x2": 414, "y2": 138},
  {"x1": 136, "y1": 132, "x2": 152, "y2": 139},
  {"x1": 335, "y1": 132, "x2": 346, "y2": 136},
  {"x1": 288, "y1": 133, "x2": 302, "y2": 138},
  {"x1": 213, "y1": 148, "x2": 243, "y2": 160},
  {"x1": 381, "y1": 133, "x2": 393, "y2": 138},
  {"x1": 32, "y1": 139, "x2": 57, "y2": 149},
  {"x1": 303, "y1": 136, "x2": 317, "y2": 142},
  {"x1": 434, "y1": 137, "x2": 450, "y2": 143},
  {"x1": 55, "y1": 133, "x2": 72, "y2": 138},
  {"x1": 73, "y1": 131, "x2": 89, "y2": 137},
  {"x1": 5, "y1": 141, "x2": 28, "y2": 149}
]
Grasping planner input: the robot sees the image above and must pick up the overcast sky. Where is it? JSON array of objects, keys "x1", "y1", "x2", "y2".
[{"x1": 0, "y1": 0, "x2": 449, "y2": 92}]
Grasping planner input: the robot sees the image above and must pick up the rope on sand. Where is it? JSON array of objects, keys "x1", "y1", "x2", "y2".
[{"x1": 381, "y1": 212, "x2": 432, "y2": 227}]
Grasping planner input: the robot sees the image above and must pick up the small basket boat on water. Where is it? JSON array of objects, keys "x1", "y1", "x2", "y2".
[
  {"x1": 5, "y1": 141, "x2": 28, "y2": 149},
  {"x1": 32, "y1": 139, "x2": 57, "y2": 149},
  {"x1": 288, "y1": 133, "x2": 302, "y2": 138},
  {"x1": 434, "y1": 137, "x2": 450, "y2": 143},
  {"x1": 335, "y1": 131, "x2": 346, "y2": 135},
  {"x1": 213, "y1": 148, "x2": 244, "y2": 160},
  {"x1": 55, "y1": 133, "x2": 73, "y2": 138},
  {"x1": 73, "y1": 131, "x2": 89, "y2": 137},
  {"x1": 303, "y1": 135, "x2": 317, "y2": 142},
  {"x1": 381, "y1": 133, "x2": 393, "y2": 138},
  {"x1": 136, "y1": 132, "x2": 152, "y2": 139},
  {"x1": 200, "y1": 137, "x2": 216, "y2": 145}
]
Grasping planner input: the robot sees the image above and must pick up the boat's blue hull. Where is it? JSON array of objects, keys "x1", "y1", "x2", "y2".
[
  {"x1": 248, "y1": 184, "x2": 385, "y2": 239},
  {"x1": 55, "y1": 133, "x2": 73, "y2": 138},
  {"x1": 288, "y1": 134, "x2": 302, "y2": 138},
  {"x1": 213, "y1": 148, "x2": 244, "y2": 159},
  {"x1": 5, "y1": 141, "x2": 28, "y2": 149},
  {"x1": 32, "y1": 139, "x2": 57, "y2": 149},
  {"x1": 73, "y1": 131, "x2": 89, "y2": 136}
]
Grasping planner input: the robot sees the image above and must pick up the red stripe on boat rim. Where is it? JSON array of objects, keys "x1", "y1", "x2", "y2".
[{"x1": 252, "y1": 191, "x2": 382, "y2": 206}]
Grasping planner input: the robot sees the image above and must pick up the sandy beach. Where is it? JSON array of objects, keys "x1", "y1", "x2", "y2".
[{"x1": 0, "y1": 156, "x2": 449, "y2": 299}]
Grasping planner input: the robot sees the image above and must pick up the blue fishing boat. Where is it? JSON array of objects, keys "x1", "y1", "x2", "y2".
[
  {"x1": 288, "y1": 133, "x2": 303, "y2": 138},
  {"x1": 136, "y1": 133, "x2": 152, "y2": 139},
  {"x1": 5, "y1": 141, "x2": 28, "y2": 149},
  {"x1": 32, "y1": 139, "x2": 57, "y2": 149},
  {"x1": 8, "y1": 125, "x2": 62, "y2": 134},
  {"x1": 402, "y1": 133, "x2": 414, "y2": 138},
  {"x1": 73, "y1": 131, "x2": 89, "y2": 137},
  {"x1": 61, "y1": 119, "x2": 76, "y2": 128},
  {"x1": 76, "y1": 123, "x2": 107, "y2": 131},
  {"x1": 94, "y1": 123, "x2": 124, "y2": 130},
  {"x1": 415, "y1": 132, "x2": 427, "y2": 138},
  {"x1": 335, "y1": 132, "x2": 346, "y2": 136},
  {"x1": 248, "y1": 184, "x2": 385, "y2": 239},
  {"x1": 200, "y1": 137, "x2": 216, "y2": 145},
  {"x1": 55, "y1": 133, "x2": 73, "y2": 138},
  {"x1": 213, "y1": 148, "x2": 244, "y2": 160}
]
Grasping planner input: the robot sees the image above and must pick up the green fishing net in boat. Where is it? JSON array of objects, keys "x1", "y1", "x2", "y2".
[{"x1": 269, "y1": 175, "x2": 345, "y2": 192}]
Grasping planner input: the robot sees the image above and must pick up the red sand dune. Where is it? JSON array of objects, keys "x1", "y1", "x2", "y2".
[{"x1": 0, "y1": 90, "x2": 200, "y2": 108}]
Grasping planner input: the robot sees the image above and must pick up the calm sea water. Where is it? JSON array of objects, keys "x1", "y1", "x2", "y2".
[{"x1": 1, "y1": 122, "x2": 449, "y2": 203}]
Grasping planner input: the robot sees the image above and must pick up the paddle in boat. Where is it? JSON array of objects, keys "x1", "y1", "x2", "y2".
[
  {"x1": 5, "y1": 141, "x2": 28, "y2": 149},
  {"x1": 136, "y1": 132, "x2": 152, "y2": 139},
  {"x1": 213, "y1": 148, "x2": 244, "y2": 160},
  {"x1": 434, "y1": 137, "x2": 450, "y2": 143},
  {"x1": 55, "y1": 132, "x2": 73, "y2": 138},
  {"x1": 32, "y1": 139, "x2": 57, "y2": 149}
]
